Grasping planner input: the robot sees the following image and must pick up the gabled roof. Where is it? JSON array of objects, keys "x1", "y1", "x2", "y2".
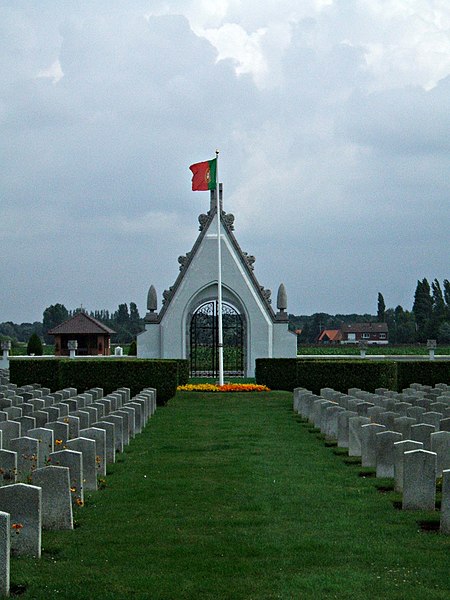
[
  {"x1": 341, "y1": 322, "x2": 388, "y2": 333},
  {"x1": 47, "y1": 312, "x2": 116, "y2": 335},
  {"x1": 154, "y1": 198, "x2": 277, "y2": 322},
  {"x1": 318, "y1": 329, "x2": 342, "y2": 342}
]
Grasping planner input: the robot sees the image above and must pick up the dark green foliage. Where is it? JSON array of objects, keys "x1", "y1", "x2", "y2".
[
  {"x1": 255, "y1": 358, "x2": 300, "y2": 391},
  {"x1": 42, "y1": 303, "x2": 69, "y2": 343},
  {"x1": 256, "y1": 359, "x2": 397, "y2": 393},
  {"x1": 26, "y1": 333, "x2": 43, "y2": 355},
  {"x1": 256, "y1": 358, "x2": 450, "y2": 392},
  {"x1": 396, "y1": 361, "x2": 450, "y2": 391},
  {"x1": 9, "y1": 359, "x2": 179, "y2": 404},
  {"x1": 377, "y1": 292, "x2": 386, "y2": 322},
  {"x1": 176, "y1": 359, "x2": 190, "y2": 385},
  {"x1": 9, "y1": 359, "x2": 60, "y2": 390},
  {"x1": 127, "y1": 340, "x2": 137, "y2": 356}
]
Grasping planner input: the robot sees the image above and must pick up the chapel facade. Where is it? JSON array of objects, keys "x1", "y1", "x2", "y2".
[{"x1": 137, "y1": 188, "x2": 297, "y2": 377}]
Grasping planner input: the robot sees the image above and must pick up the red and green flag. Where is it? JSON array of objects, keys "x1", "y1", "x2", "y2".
[{"x1": 189, "y1": 158, "x2": 217, "y2": 191}]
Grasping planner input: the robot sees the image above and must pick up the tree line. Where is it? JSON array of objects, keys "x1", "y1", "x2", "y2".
[
  {"x1": 290, "y1": 278, "x2": 450, "y2": 344},
  {"x1": 1, "y1": 277, "x2": 449, "y2": 348},
  {"x1": 0, "y1": 302, "x2": 145, "y2": 346}
]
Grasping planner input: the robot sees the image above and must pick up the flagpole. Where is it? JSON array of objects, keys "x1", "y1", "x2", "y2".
[{"x1": 215, "y1": 149, "x2": 224, "y2": 386}]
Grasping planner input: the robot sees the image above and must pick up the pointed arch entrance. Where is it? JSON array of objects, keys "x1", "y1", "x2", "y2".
[{"x1": 190, "y1": 300, "x2": 245, "y2": 377}]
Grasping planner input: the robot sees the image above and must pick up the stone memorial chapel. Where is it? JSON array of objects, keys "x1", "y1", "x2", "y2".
[{"x1": 137, "y1": 187, "x2": 297, "y2": 377}]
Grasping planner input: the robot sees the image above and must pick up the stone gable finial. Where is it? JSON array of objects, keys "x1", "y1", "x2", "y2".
[
  {"x1": 145, "y1": 285, "x2": 158, "y2": 322},
  {"x1": 276, "y1": 283, "x2": 288, "y2": 320}
]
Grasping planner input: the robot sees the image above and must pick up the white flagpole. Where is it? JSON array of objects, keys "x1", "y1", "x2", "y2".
[{"x1": 215, "y1": 149, "x2": 224, "y2": 386}]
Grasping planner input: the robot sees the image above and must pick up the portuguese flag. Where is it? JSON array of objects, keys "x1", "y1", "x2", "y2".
[{"x1": 189, "y1": 158, "x2": 217, "y2": 191}]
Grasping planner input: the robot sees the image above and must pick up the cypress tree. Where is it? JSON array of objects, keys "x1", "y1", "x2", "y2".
[{"x1": 27, "y1": 332, "x2": 43, "y2": 356}]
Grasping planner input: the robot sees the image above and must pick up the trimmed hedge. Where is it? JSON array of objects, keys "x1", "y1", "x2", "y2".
[
  {"x1": 9, "y1": 359, "x2": 60, "y2": 391},
  {"x1": 175, "y1": 359, "x2": 190, "y2": 386},
  {"x1": 9, "y1": 358, "x2": 180, "y2": 405},
  {"x1": 255, "y1": 358, "x2": 449, "y2": 393},
  {"x1": 255, "y1": 359, "x2": 397, "y2": 394},
  {"x1": 396, "y1": 361, "x2": 450, "y2": 391}
]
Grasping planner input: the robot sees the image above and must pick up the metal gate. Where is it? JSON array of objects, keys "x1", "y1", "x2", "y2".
[{"x1": 190, "y1": 301, "x2": 244, "y2": 377}]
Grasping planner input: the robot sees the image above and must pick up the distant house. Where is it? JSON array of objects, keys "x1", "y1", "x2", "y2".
[
  {"x1": 340, "y1": 323, "x2": 389, "y2": 345},
  {"x1": 318, "y1": 329, "x2": 343, "y2": 343},
  {"x1": 48, "y1": 312, "x2": 116, "y2": 356}
]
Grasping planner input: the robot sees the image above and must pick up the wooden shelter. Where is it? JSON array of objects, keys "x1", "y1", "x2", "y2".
[{"x1": 48, "y1": 312, "x2": 116, "y2": 356}]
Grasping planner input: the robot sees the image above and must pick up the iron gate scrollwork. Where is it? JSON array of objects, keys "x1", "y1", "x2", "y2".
[{"x1": 190, "y1": 301, "x2": 244, "y2": 377}]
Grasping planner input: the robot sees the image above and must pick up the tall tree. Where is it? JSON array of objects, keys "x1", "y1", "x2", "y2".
[
  {"x1": 43, "y1": 303, "x2": 69, "y2": 343},
  {"x1": 443, "y1": 279, "x2": 450, "y2": 310},
  {"x1": 129, "y1": 302, "x2": 142, "y2": 335},
  {"x1": 377, "y1": 292, "x2": 386, "y2": 322},
  {"x1": 115, "y1": 303, "x2": 130, "y2": 325},
  {"x1": 412, "y1": 279, "x2": 433, "y2": 341}
]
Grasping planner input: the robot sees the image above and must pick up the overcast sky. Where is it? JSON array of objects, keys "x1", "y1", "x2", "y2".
[{"x1": 1, "y1": 1, "x2": 449, "y2": 323}]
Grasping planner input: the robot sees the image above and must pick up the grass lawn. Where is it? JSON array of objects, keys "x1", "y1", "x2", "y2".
[{"x1": 11, "y1": 392, "x2": 449, "y2": 599}]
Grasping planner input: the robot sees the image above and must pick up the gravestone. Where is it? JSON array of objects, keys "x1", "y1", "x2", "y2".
[
  {"x1": 48, "y1": 449, "x2": 83, "y2": 506},
  {"x1": 430, "y1": 431, "x2": 450, "y2": 477},
  {"x1": 113, "y1": 410, "x2": 130, "y2": 446},
  {"x1": 45, "y1": 421, "x2": 70, "y2": 445},
  {"x1": 15, "y1": 416, "x2": 36, "y2": 436},
  {"x1": 118, "y1": 407, "x2": 136, "y2": 438},
  {"x1": 440, "y1": 469, "x2": 450, "y2": 534},
  {"x1": 393, "y1": 416, "x2": 416, "y2": 439},
  {"x1": 410, "y1": 423, "x2": 435, "y2": 450},
  {"x1": 375, "y1": 431, "x2": 403, "y2": 478},
  {"x1": 337, "y1": 411, "x2": 358, "y2": 449},
  {"x1": 0, "y1": 421, "x2": 21, "y2": 449},
  {"x1": 0, "y1": 511, "x2": 9, "y2": 597},
  {"x1": 91, "y1": 422, "x2": 115, "y2": 464},
  {"x1": 65, "y1": 437, "x2": 97, "y2": 491},
  {"x1": 0, "y1": 450, "x2": 17, "y2": 485},
  {"x1": 393, "y1": 440, "x2": 423, "y2": 492},
  {"x1": 348, "y1": 416, "x2": 371, "y2": 457},
  {"x1": 402, "y1": 449, "x2": 436, "y2": 511},
  {"x1": 100, "y1": 415, "x2": 124, "y2": 453},
  {"x1": 0, "y1": 483, "x2": 42, "y2": 557},
  {"x1": 27, "y1": 427, "x2": 54, "y2": 468},
  {"x1": 10, "y1": 437, "x2": 39, "y2": 482},
  {"x1": 32, "y1": 466, "x2": 73, "y2": 530},
  {"x1": 79, "y1": 428, "x2": 106, "y2": 476},
  {"x1": 361, "y1": 423, "x2": 385, "y2": 468},
  {"x1": 57, "y1": 415, "x2": 80, "y2": 439}
]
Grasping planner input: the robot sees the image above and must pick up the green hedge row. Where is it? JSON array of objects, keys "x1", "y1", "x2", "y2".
[
  {"x1": 9, "y1": 358, "x2": 184, "y2": 405},
  {"x1": 396, "y1": 361, "x2": 450, "y2": 391},
  {"x1": 255, "y1": 359, "x2": 449, "y2": 394}
]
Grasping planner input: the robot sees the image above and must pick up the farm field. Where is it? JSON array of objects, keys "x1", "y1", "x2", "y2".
[
  {"x1": 298, "y1": 345, "x2": 450, "y2": 355},
  {"x1": 10, "y1": 391, "x2": 449, "y2": 599}
]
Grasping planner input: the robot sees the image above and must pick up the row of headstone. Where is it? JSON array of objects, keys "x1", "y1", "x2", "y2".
[
  {"x1": 0, "y1": 382, "x2": 157, "y2": 596},
  {"x1": 293, "y1": 383, "x2": 450, "y2": 535}
]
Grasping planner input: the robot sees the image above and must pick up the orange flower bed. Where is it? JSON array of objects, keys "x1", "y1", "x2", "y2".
[{"x1": 177, "y1": 383, "x2": 270, "y2": 392}]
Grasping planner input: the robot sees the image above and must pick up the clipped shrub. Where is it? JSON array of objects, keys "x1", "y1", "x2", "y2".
[
  {"x1": 9, "y1": 358, "x2": 59, "y2": 390},
  {"x1": 128, "y1": 340, "x2": 137, "y2": 356},
  {"x1": 27, "y1": 333, "x2": 43, "y2": 356},
  {"x1": 396, "y1": 361, "x2": 450, "y2": 390},
  {"x1": 255, "y1": 359, "x2": 397, "y2": 393},
  {"x1": 176, "y1": 359, "x2": 190, "y2": 386},
  {"x1": 10, "y1": 358, "x2": 179, "y2": 405}
]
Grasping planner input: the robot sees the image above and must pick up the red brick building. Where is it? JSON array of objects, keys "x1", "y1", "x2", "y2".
[
  {"x1": 48, "y1": 312, "x2": 115, "y2": 356},
  {"x1": 340, "y1": 323, "x2": 389, "y2": 345}
]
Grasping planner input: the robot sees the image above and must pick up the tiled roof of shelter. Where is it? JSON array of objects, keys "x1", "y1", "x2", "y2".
[{"x1": 47, "y1": 312, "x2": 116, "y2": 335}]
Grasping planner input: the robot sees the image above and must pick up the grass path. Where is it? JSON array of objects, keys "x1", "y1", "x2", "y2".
[{"x1": 12, "y1": 392, "x2": 450, "y2": 599}]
